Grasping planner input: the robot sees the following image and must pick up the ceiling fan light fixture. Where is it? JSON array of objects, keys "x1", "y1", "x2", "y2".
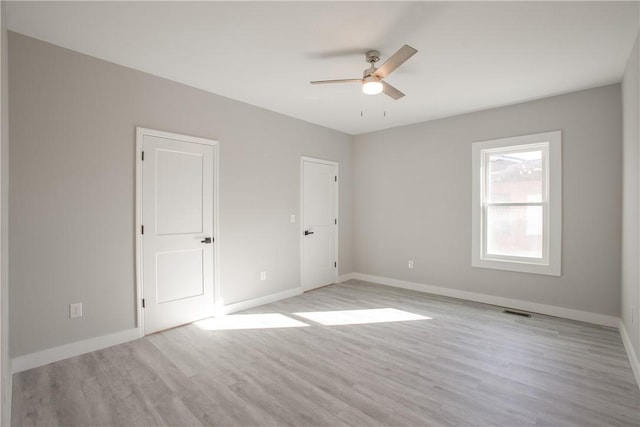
[{"x1": 362, "y1": 76, "x2": 383, "y2": 95}]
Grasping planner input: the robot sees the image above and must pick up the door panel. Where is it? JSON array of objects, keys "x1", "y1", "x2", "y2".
[
  {"x1": 302, "y1": 159, "x2": 337, "y2": 291},
  {"x1": 305, "y1": 166, "x2": 333, "y2": 226},
  {"x1": 142, "y1": 133, "x2": 215, "y2": 334},
  {"x1": 156, "y1": 249, "x2": 204, "y2": 304},
  {"x1": 156, "y1": 150, "x2": 204, "y2": 235}
]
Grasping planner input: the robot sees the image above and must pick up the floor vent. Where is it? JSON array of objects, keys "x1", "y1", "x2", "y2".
[{"x1": 503, "y1": 309, "x2": 532, "y2": 318}]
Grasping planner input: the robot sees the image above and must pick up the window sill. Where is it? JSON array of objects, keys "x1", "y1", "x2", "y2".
[{"x1": 472, "y1": 257, "x2": 561, "y2": 276}]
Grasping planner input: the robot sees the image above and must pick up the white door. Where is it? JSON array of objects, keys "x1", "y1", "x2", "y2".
[
  {"x1": 301, "y1": 157, "x2": 338, "y2": 291},
  {"x1": 139, "y1": 129, "x2": 217, "y2": 335}
]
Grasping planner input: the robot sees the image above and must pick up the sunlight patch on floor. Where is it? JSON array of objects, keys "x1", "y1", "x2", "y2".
[
  {"x1": 293, "y1": 308, "x2": 431, "y2": 326},
  {"x1": 194, "y1": 313, "x2": 309, "y2": 331}
]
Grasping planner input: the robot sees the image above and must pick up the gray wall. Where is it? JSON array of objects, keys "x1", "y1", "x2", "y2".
[
  {"x1": 622, "y1": 32, "x2": 640, "y2": 358},
  {"x1": 353, "y1": 85, "x2": 622, "y2": 317},
  {"x1": 8, "y1": 33, "x2": 353, "y2": 357},
  {"x1": 0, "y1": 2, "x2": 9, "y2": 424}
]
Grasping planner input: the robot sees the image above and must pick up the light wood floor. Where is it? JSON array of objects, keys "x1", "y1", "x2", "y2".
[{"x1": 12, "y1": 280, "x2": 640, "y2": 426}]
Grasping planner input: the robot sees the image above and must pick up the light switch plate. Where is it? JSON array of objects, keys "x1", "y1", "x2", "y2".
[{"x1": 70, "y1": 302, "x2": 83, "y2": 319}]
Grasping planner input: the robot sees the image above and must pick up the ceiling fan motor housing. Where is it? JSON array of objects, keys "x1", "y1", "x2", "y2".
[{"x1": 363, "y1": 66, "x2": 378, "y2": 78}]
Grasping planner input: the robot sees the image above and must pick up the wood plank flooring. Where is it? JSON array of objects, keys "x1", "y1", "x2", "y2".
[{"x1": 12, "y1": 280, "x2": 640, "y2": 426}]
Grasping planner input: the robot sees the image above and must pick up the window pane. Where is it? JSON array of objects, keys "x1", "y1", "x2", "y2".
[
  {"x1": 486, "y1": 205, "x2": 543, "y2": 259},
  {"x1": 487, "y1": 150, "x2": 543, "y2": 203}
]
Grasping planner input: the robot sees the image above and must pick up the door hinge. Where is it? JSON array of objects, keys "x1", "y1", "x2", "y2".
[
  {"x1": 334, "y1": 176, "x2": 337, "y2": 182},
  {"x1": 141, "y1": 151, "x2": 145, "y2": 161},
  {"x1": 141, "y1": 225, "x2": 144, "y2": 234},
  {"x1": 142, "y1": 298, "x2": 145, "y2": 308},
  {"x1": 334, "y1": 262, "x2": 337, "y2": 268},
  {"x1": 335, "y1": 218, "x2": 337, "y2": 225}
]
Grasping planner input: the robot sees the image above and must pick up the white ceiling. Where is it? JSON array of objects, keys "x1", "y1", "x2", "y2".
[{"x1": 6, "y1": 1, "x2": 640, "y2": 135}]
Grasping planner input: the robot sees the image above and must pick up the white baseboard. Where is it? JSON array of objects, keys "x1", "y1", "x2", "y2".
[
  {"x1": 337, "y1": 273, "x2": 355, "y2": 283},
  {"x1": 12, "y1": 328, "x2": 140, "y2": 374},
  {"x1": 620, "y1": 320, "x2": 640, "y2": 388},
  {"x1": 222, "y1": 287, "x2": 302, "y2": 315},
  {"x1": 11, "y1": 277, "x2": 624, "y2": 380},
  {"x1": 351, "y1": 273, "x2": 620, "y2": 328},
  {"x1": 11, "y1": 288, "x2": 303, "y2": 374}
]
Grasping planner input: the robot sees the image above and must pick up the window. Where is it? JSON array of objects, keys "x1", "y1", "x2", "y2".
[{"x1": 472, "y1": 131, "x2": 561, "y2": 276}]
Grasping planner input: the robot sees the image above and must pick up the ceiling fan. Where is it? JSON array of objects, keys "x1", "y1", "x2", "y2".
[{"x1": 310, "y1": 45, "x2": 418, "y2": 100}]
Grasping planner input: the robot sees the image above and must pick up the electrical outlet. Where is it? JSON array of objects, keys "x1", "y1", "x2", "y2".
[
  {"x1": 70, "y1": 302, "x2": 83, "y2": 319},
  {"x1": 408, "y1": 260, "x2": 414, "y2": 269},
  {"x1": 260, "y1": 271, "x2": 267, "y2": 281},
  {"x1": 290, "y1": 214, "x2": 296, "y2": 223}
]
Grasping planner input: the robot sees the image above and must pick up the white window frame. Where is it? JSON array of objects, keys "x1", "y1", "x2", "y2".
[{"x1": 472, "y1": 131, "x2": 562, "y2": 276}]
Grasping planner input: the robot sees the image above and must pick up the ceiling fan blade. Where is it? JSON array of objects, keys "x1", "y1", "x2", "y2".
[
  {"x1": 382, "y1": 81, "x2": 405, "y2": 100},
  {"x1": 374, "y1": 45, "x2": 418, "y2": 79},
  {"x1": 310, "y1": 79, "x2": 362, "y2": 85}
]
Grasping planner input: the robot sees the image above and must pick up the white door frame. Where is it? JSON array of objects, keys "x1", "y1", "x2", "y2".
[
  {"x1": 300, "y1": 156, "x2": 339, "y2": 291},
  {"x1": 135, "y1": 127, "x2": 220, "y2": 337}
]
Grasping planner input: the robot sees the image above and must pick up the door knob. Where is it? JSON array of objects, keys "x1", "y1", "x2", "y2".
[
  {"x1": 201, "y1": 237, "x2": 213, "y2": 244},
  {"x1": 304, "y1": 230, "x2": 314, "y2": 236}
]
